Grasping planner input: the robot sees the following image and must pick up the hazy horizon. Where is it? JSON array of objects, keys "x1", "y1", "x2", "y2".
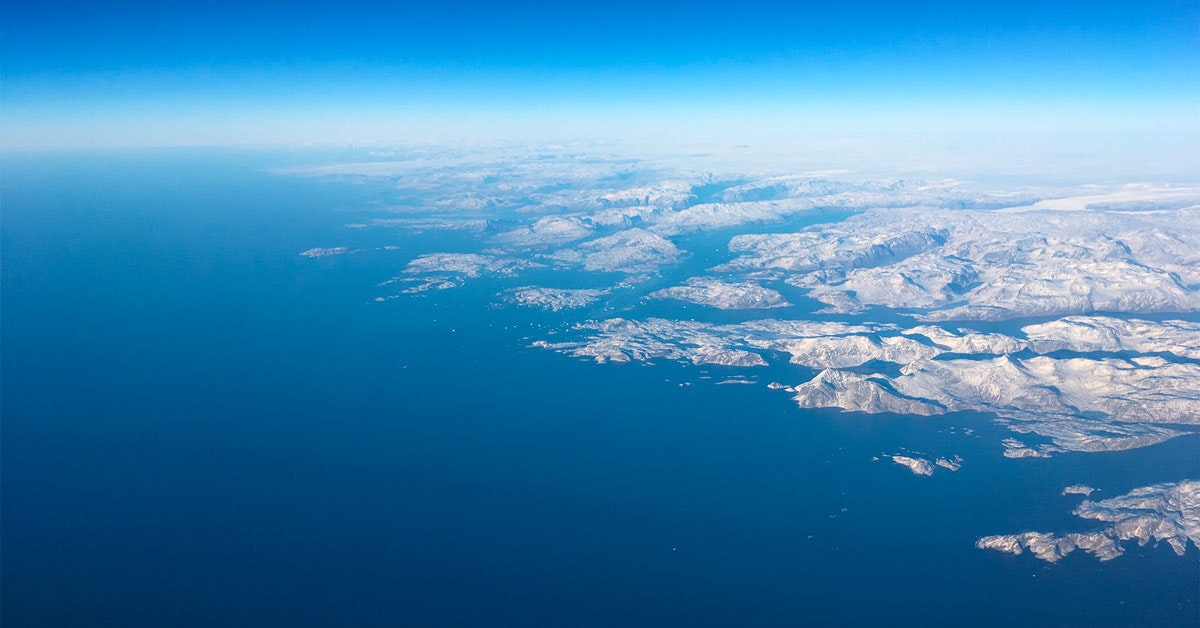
[{"x1": 3, "y1": 0, "x2": 1197, "y2": 177}]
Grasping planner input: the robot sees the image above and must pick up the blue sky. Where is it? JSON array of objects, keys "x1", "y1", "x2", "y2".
[{"x1": 2, "y1": 0, "x2": 1197, "y2": 155}]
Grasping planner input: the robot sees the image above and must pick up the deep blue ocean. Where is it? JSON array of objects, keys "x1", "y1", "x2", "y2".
[{"x1": 3, "y1": 150, "x2": 1197, "y2": 627}]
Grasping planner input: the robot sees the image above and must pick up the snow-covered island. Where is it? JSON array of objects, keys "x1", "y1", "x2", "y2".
[
  {"x1": 650, "y1": 277, "x2": 790, "y2": 310},
  {"x1": 300, "y1": 246, "x2": 352, "y2": 257},
  {"x1": 504, "y1": 287, "x2": 608, "y2": 312},
  {"x1": 977, "y1": 480, "x2": 1199, "y2": 562}
]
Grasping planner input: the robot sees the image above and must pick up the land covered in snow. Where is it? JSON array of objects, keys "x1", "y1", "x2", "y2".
[
  {"x1": 889, "y1": 454, "x2": 963, "y2": 476},
  {"x1": 296, "y1": 152, "x2": 1200, "y2": 463},
  {"x1": 891, "y1": 455, "x2": 935, "y2": 476},
  {"x1": 722, "y1": 205, "x2": 1200, "y2": 321},
  {"x1": 504, "y1": 287, "x2": 608, "y2": 312},
  {"x1": 650, "y1": 277, "x2": 790, "y2": 310},
  {"x1": 299, "y1": 246, "x2": 351, "y2": 257},
  {"x1": 536, "y1": 314, "x2": 1200, "y2": 456},
  {"x1": 977, "y1": 480, "x2": 1199, "y2": 562},
  {"x1": 300, "y1": 148, "x2": 1200, "y2": 324},
  {"x1": 294, "y1": 148, "x2": 1200, "y2": 564}
]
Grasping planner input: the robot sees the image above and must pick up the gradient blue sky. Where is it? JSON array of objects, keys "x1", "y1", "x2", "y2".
[{"x1": 2, "y1": 0, "x2": 1198, "y2": 156}]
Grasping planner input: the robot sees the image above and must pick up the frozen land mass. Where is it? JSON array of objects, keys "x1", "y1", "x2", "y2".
[
  {"x1": 977, "y1": 480, "x2": 1200, "y2": 562},
  {"x1": 540, "y1": 315, "x2": 1200, "y2": 456},
  {"x1": 505, "y1": 287, "x2": 608, "y2": 312},
  {"x1": 296, "y1": 155, "x2": 1200, "y2": 552},
  {"x1": 649, "y1": 277, "x2": 790, "y2": 310}
]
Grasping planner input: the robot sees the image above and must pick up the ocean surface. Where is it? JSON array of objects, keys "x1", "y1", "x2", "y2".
[{"x1": 3, "y1": 150, "x2": 1197, "y2": 627}]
